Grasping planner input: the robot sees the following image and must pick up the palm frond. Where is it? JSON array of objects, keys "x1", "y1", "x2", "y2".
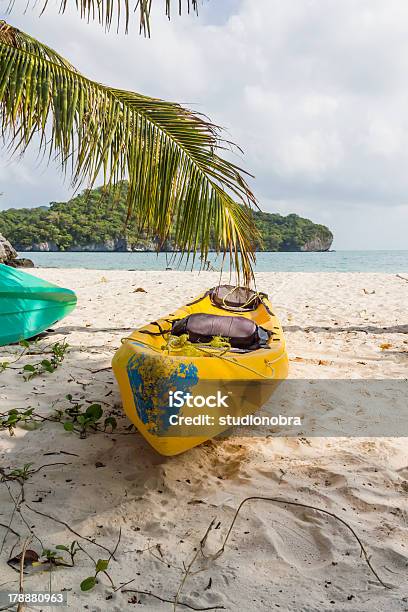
[
  {"x1": 0, "y1": 21, "x2": 258, "y2": 281},
  {"x1": 7, "y1": 1, "x2": 199, "y2": 35}
]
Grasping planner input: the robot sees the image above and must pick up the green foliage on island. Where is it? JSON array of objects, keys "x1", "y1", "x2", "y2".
[
  {"x1": 252, "y1": 209, "x2": 333, "y2": 251},
  {"x1": 0, "y1": 183, "x2": 333, "y2": 252}
]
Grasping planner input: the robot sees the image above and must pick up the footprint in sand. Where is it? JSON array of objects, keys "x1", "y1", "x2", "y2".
[
  {"x1": 262, "y1": 514, "x2": 334, "y2": 572},
  {"x1": 209, "y1": 441, "x2": 251, "y2": 480}
]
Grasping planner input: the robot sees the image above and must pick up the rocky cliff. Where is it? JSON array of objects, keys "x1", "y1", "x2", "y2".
[
  {"x1": 0, "y1": 234, "x2": 34, "y2": 267},
  {"x1": 0, "y1": 233, "x2": 17, "y2": 261},
  {"x1": 300, "y1": 235, "x2": 333, "y2": 252},
  {"x1": 22, "y1": 237, "x2": 174, "y2": 253}
]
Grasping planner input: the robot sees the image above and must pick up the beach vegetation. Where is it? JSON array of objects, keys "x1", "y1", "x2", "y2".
[
  {"x1": 80, "y1": 558, "x2": 112, "y2": 592},
  {"x1": 22, "y1": 340, "x2": 69, "y2": 381},
  {"x1": 0, "y1": 408, "x2": 36, "y2": 436},
  {"x1": 57, "y1": 395, "x2": 118, "y2": 438}
]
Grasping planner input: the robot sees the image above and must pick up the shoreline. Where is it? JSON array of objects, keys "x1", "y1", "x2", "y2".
[{"x1": 15, "y1": 251, "x2": 408, "y2": 275}]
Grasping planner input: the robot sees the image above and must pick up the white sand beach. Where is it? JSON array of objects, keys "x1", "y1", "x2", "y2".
[{"x1": 0, "y1": 270, "x2": 407, "y2": 611}]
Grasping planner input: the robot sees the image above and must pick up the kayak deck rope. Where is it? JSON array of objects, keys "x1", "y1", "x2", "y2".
[
  {"x1": 220, "y1": 285, "x2": 259, "y2": 311},
  {"x1": 121, "y1": 335, "x2": 278, "y2": 379}
]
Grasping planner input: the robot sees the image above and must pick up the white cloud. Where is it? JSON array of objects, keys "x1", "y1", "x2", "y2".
[{"x1": 1, "y1": 0, "x2": 408, "y2": 248}]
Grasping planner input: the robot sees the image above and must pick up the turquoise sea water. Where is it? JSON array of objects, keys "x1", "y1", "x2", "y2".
[{"x1": 18, "y1": 250, "x2": 408, "y2": 273}]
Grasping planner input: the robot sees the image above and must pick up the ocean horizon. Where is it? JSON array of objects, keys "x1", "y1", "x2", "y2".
[{"x1": 18, "y1": 249, "x2": 408, "y2": 273}]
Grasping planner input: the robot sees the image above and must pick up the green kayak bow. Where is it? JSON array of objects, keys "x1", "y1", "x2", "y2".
[{"x1": 0, "y1": 264, "x2": 77, "y2": 346}]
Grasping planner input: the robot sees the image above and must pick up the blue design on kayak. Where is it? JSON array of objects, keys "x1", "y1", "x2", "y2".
[{"x1": 127, "y1": 351, "x2": 199, "y2": 434}]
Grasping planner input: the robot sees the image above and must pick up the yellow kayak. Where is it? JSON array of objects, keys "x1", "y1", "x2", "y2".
[{"x1": 112, "y1": 285, "x2": 289, "y2": 455}]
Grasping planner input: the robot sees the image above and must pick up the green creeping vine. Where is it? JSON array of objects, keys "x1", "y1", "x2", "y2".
[
  {"x1": 0, "y1": 408, "x2": 37, "y2": 436},
  {"x1": 22, "y1": 341, "x2": 69, "y2": 381},
  {"x1": 57, "y1": 395, "x2": 117, "y2": 438}
]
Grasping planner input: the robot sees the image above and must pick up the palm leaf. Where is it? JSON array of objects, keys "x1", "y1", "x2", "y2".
[
  {"x1": 7, "y1": 1, "x2": 199, "y2": 35},
  {"x1": 0, "y1": 21, "x2": 258, "y2": 281}
]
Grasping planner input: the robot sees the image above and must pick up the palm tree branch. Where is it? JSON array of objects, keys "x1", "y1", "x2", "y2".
[
  {"x1": 0, "y1": 22, "x2": 258, "y2": 280},
  {"x1": 8, "y1": 1, "x2": 199, "y2": 35}
]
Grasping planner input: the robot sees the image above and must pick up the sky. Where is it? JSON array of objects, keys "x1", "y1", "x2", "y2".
[{"x1": 1, "y1": 0, "x2": 408, "y2": 250}]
